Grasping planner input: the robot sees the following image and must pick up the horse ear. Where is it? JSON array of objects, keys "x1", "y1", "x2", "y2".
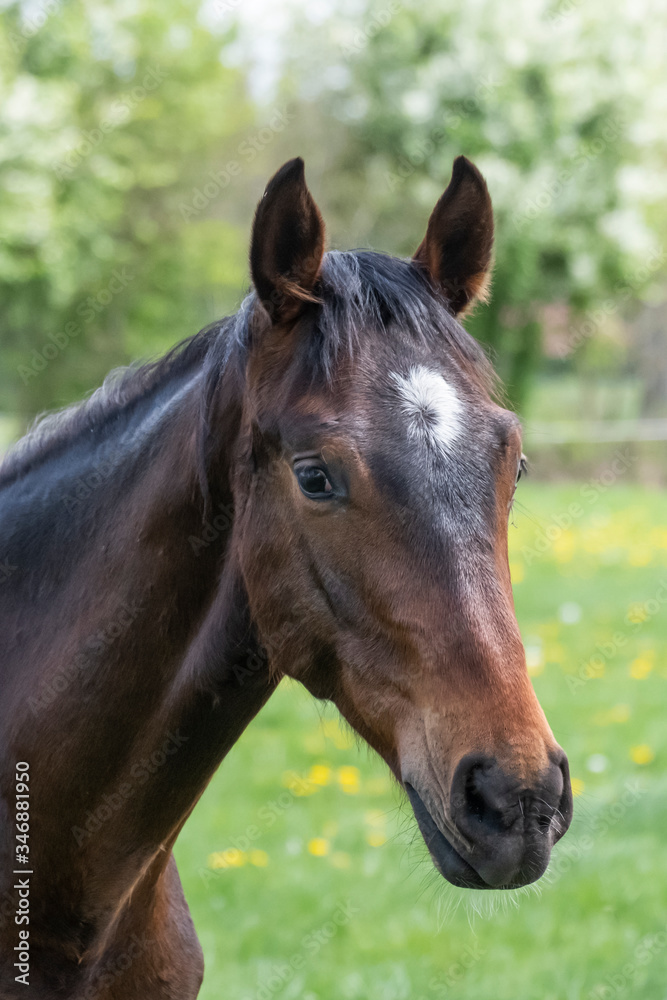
[
  {"x1": 413, "y1": 156, "x2": 494, "y2": 316},
  {"x1": 250, "y1": 158, "x2": 325, "y2": 324}
]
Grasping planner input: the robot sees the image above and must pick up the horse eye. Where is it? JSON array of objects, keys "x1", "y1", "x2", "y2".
[{"x1": 295, "y1": 463, "x2": 334, "y2": 500}]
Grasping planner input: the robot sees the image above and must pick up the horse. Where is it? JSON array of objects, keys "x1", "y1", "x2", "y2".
[{"x1": 0, "y1": 156, "x2": 572, "y2": 998}]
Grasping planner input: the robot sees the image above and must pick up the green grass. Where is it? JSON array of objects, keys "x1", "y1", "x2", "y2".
[{"x1": 174, "y1": 483, "x2": 667, "y2": 1000}]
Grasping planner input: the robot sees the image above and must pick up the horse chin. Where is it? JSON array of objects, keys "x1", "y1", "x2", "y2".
[{"x1": 404, "y1": 783, "x2": 492, "y2": 889}]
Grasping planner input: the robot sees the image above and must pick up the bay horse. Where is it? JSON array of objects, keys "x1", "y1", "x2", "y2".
[{"x1": 0, "y1": 156, "x2": 572, "y2": 998}]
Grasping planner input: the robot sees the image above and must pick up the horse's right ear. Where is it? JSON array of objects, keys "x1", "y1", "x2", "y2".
[
  {"x1": 250, "y1": 158, "x2": 325, "y2": 325},
  {"x1": 414, "y1": 156, "x2": 494, "y2": 316}
]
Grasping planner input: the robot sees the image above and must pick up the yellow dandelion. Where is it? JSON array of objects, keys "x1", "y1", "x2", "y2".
[
  {"x1": 630, "y1": 744, "x2": 654, "y2": 765},
  {"x1": 337, "y1": 765, "x2": 361, "y2": 795},
  {"x1": 249, "y1": 849, "x2": 269, "y2": 867},
  {"x1": 225, "y1": 849, "x2": 246, "y2": 867},
  {"x1": 281, "y1": 770, "x2": 317, "y2": 796},
  {"x1": 366, "y1": 830, "x2": 387, "y2": 847},
  {"x1": 570, "y1": 778, "x2": 585, "y2": 797},
  {"x1": 209, "y1": 848, "x2": 246, "y2": 869},
  {"x1": 307, "y1": 837, "x2": 330, "y2": 857},
  {"x1": 629, "y1": 655, "x2": 654, "y2": 680},
  {"x1": 584, "y1": 659, "x2": 605, "y2": 681},
  {"x1": 627, "y1": 603, "x2": 648, "y2": 625},
  {"x1": 308, "y1": 764, "x2": 333, "y2": 786}
]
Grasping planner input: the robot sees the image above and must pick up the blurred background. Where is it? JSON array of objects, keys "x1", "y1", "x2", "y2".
[{"x1": 1, "y1": 0, "x2": 666, "y2": 997}]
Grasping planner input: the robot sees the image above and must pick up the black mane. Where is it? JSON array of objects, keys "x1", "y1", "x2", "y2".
[{"x1": 0, "y1": 251, "x2": 495, "y2": 488}]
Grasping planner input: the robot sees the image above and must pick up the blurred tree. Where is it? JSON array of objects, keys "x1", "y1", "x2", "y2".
[
  {"x1": 0, "y1": 0, "x2": 255, "y2": 420},
  {"x1": 1, "y1": 0, "x2": 665, "y2": 425},
  {"x1": 272, "y1": 0, "x2": 666, "y2": 411}
]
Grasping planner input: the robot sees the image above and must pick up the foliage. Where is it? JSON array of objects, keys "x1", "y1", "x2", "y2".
[
  {"x1": 0, "y1": 0, "x2": 665, "y2": 420},
  {"x1": 0, "y1": 0, "x2": 253, "y2": 418},
  {"x1": 275, "y1": 0, "x2": 667, "y2": 409}
]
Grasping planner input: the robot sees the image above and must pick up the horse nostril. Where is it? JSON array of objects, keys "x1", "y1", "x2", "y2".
[
  {"x1": 460, "y1": 758, "x2": 511, "y2": 835},
  {"x1": 444, "y1": 750, "x2": 573, "y2": 888},
  {"x1": 451, "y1": 755, "x2": 517, "y2": 839},
  {"x1": 451, "y1": 751, "x2": 572, "y2": 844}
]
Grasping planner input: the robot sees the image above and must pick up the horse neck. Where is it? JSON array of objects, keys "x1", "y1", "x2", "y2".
[{"x1": 1, "y1": 360, "x2": 274, "y2": 925}]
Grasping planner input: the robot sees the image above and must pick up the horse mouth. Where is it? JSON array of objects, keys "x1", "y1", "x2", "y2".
[{"x1": 405, "y1": 783, "x2": 503, "y2": 890}]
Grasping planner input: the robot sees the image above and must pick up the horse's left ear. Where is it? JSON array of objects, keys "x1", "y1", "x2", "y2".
[
  {"x1": 413, "y1": 156, "x2": 494, "y2": 315},
  {"x1": 250, "y1": 157, "x2": 325, "y2": 324}
]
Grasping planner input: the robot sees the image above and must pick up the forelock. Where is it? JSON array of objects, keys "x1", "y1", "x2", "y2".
[{"x1": 305, "y1": 251, "x2": 497, "y2": 395}]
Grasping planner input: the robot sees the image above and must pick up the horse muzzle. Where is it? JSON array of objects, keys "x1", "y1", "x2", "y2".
[{"x1": 404, "y1": 748, "x2": 573, "y2": 890}]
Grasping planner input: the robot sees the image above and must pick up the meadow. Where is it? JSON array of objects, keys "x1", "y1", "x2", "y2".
[{"x1": 174, "y1": 482, "x2": 667, "y2": 1000}]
